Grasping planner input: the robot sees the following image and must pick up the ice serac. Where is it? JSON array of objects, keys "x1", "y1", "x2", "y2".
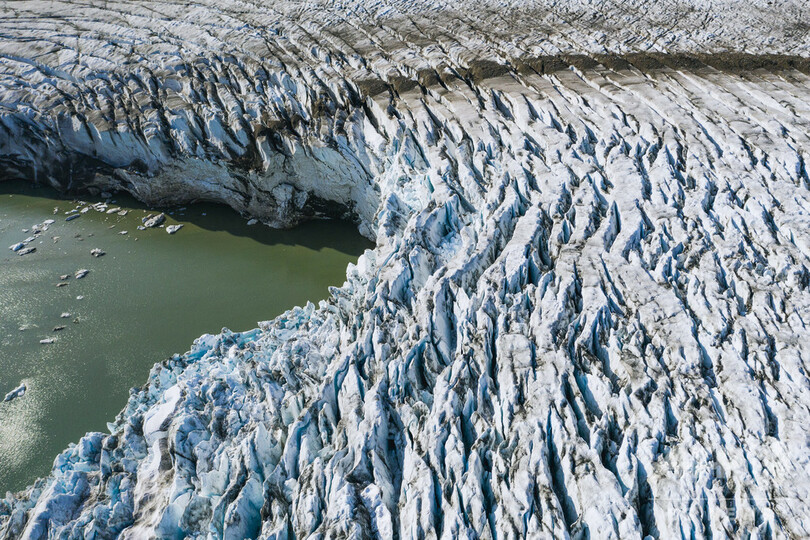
[{"x1": 2, "y1": 0, "x2": 810, "y2": 538}]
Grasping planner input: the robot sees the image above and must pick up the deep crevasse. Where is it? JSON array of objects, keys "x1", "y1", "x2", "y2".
[{"x1": 2, "y1": 0, "x2": 810, "y2": 538}]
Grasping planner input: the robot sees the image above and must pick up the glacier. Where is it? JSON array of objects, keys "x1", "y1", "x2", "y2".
[{"x1": 2, "y1": 0, "x2": 810, "y2": 538}]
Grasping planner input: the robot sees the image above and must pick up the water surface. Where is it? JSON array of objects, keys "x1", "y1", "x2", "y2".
[{"x1": 0, "y1": 182, "x2": 371, "y2": 493}]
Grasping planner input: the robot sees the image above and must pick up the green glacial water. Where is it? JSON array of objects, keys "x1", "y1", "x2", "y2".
[{"x1": 0, "y1": 181, "x2": 372, "y2": 494}]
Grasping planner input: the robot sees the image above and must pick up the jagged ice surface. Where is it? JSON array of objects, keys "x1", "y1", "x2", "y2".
[{"x1": 2, "y1": 0, "x2": 810, "y2": 538}]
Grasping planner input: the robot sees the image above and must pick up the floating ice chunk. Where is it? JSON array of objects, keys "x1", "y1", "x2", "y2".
[
  {"x1": 9, "y1": 242, "x2": 24, "y2": 251},
  {"x1": 90, "y1": 248, "x2": 105, "y2": 257},
  {"x1": 3, "y1": 383, "x2": 26, "y2": 402},
  {"x1": 18, "y1": 247, "x2": 36, "y2": 255},
  {"x1": 166, "y1": 224, "x2": 183, "y2": 234},
  {"x1": 40, "y1": 338, "x2": 55, "y2": 344},
  {"x1": 66, "y1": 214, "x2": 81, "y2": 221},
  {"x1": 143, "y1": 213, "x2": 166, "y2": 228},
  {"x1": 246, "y1": 218, "x2": 258, "y2": 226},
  {"x1": 75, "y1": 269, "x2": 89, "y2": 279}
]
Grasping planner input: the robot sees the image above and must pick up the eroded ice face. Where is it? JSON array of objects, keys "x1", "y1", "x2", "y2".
[{"x1": 0, "y1": 182, "x2": 371, "y2": 493}]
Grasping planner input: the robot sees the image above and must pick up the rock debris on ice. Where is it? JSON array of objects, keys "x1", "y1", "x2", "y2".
[{"x1": 2, "y1": 0, "x2": 810, "y2": 539}]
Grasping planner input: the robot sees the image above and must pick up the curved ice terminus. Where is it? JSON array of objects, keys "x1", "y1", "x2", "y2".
[{"x1": 2, "y1": 0, "x2": 810, "y2": 538}]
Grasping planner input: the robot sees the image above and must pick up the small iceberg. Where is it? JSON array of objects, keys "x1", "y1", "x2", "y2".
[
  {"x1": 75, "y1": 269, "x2": 90, "y2": 279},
  {"x1": 3, "y1": 384, "x2": 26, "y2": 402},
  {"x1": 143, "y1": 213, "x2": 166, "y2": 228},
  {"x1": 166, "y1": 224, "x2": 183, "y2": 234}
]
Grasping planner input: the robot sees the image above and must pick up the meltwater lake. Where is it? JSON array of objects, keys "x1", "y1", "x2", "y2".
[{"x1": 0, "y1": 181, "x2": 371, "y2": 493}]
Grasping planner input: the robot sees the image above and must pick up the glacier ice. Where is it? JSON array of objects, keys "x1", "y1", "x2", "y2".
[{"x1": 2, "y1": 0, "x2": 810, "y2": 538}]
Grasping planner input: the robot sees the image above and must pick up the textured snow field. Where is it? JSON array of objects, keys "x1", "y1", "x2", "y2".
[{"x1": 2, "y1": 0, "x2": 810, "y2": 538}]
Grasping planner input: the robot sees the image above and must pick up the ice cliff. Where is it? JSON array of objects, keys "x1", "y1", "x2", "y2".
[{"x1": 2, "y1": 0, "x2": 810, "y2": 537}]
